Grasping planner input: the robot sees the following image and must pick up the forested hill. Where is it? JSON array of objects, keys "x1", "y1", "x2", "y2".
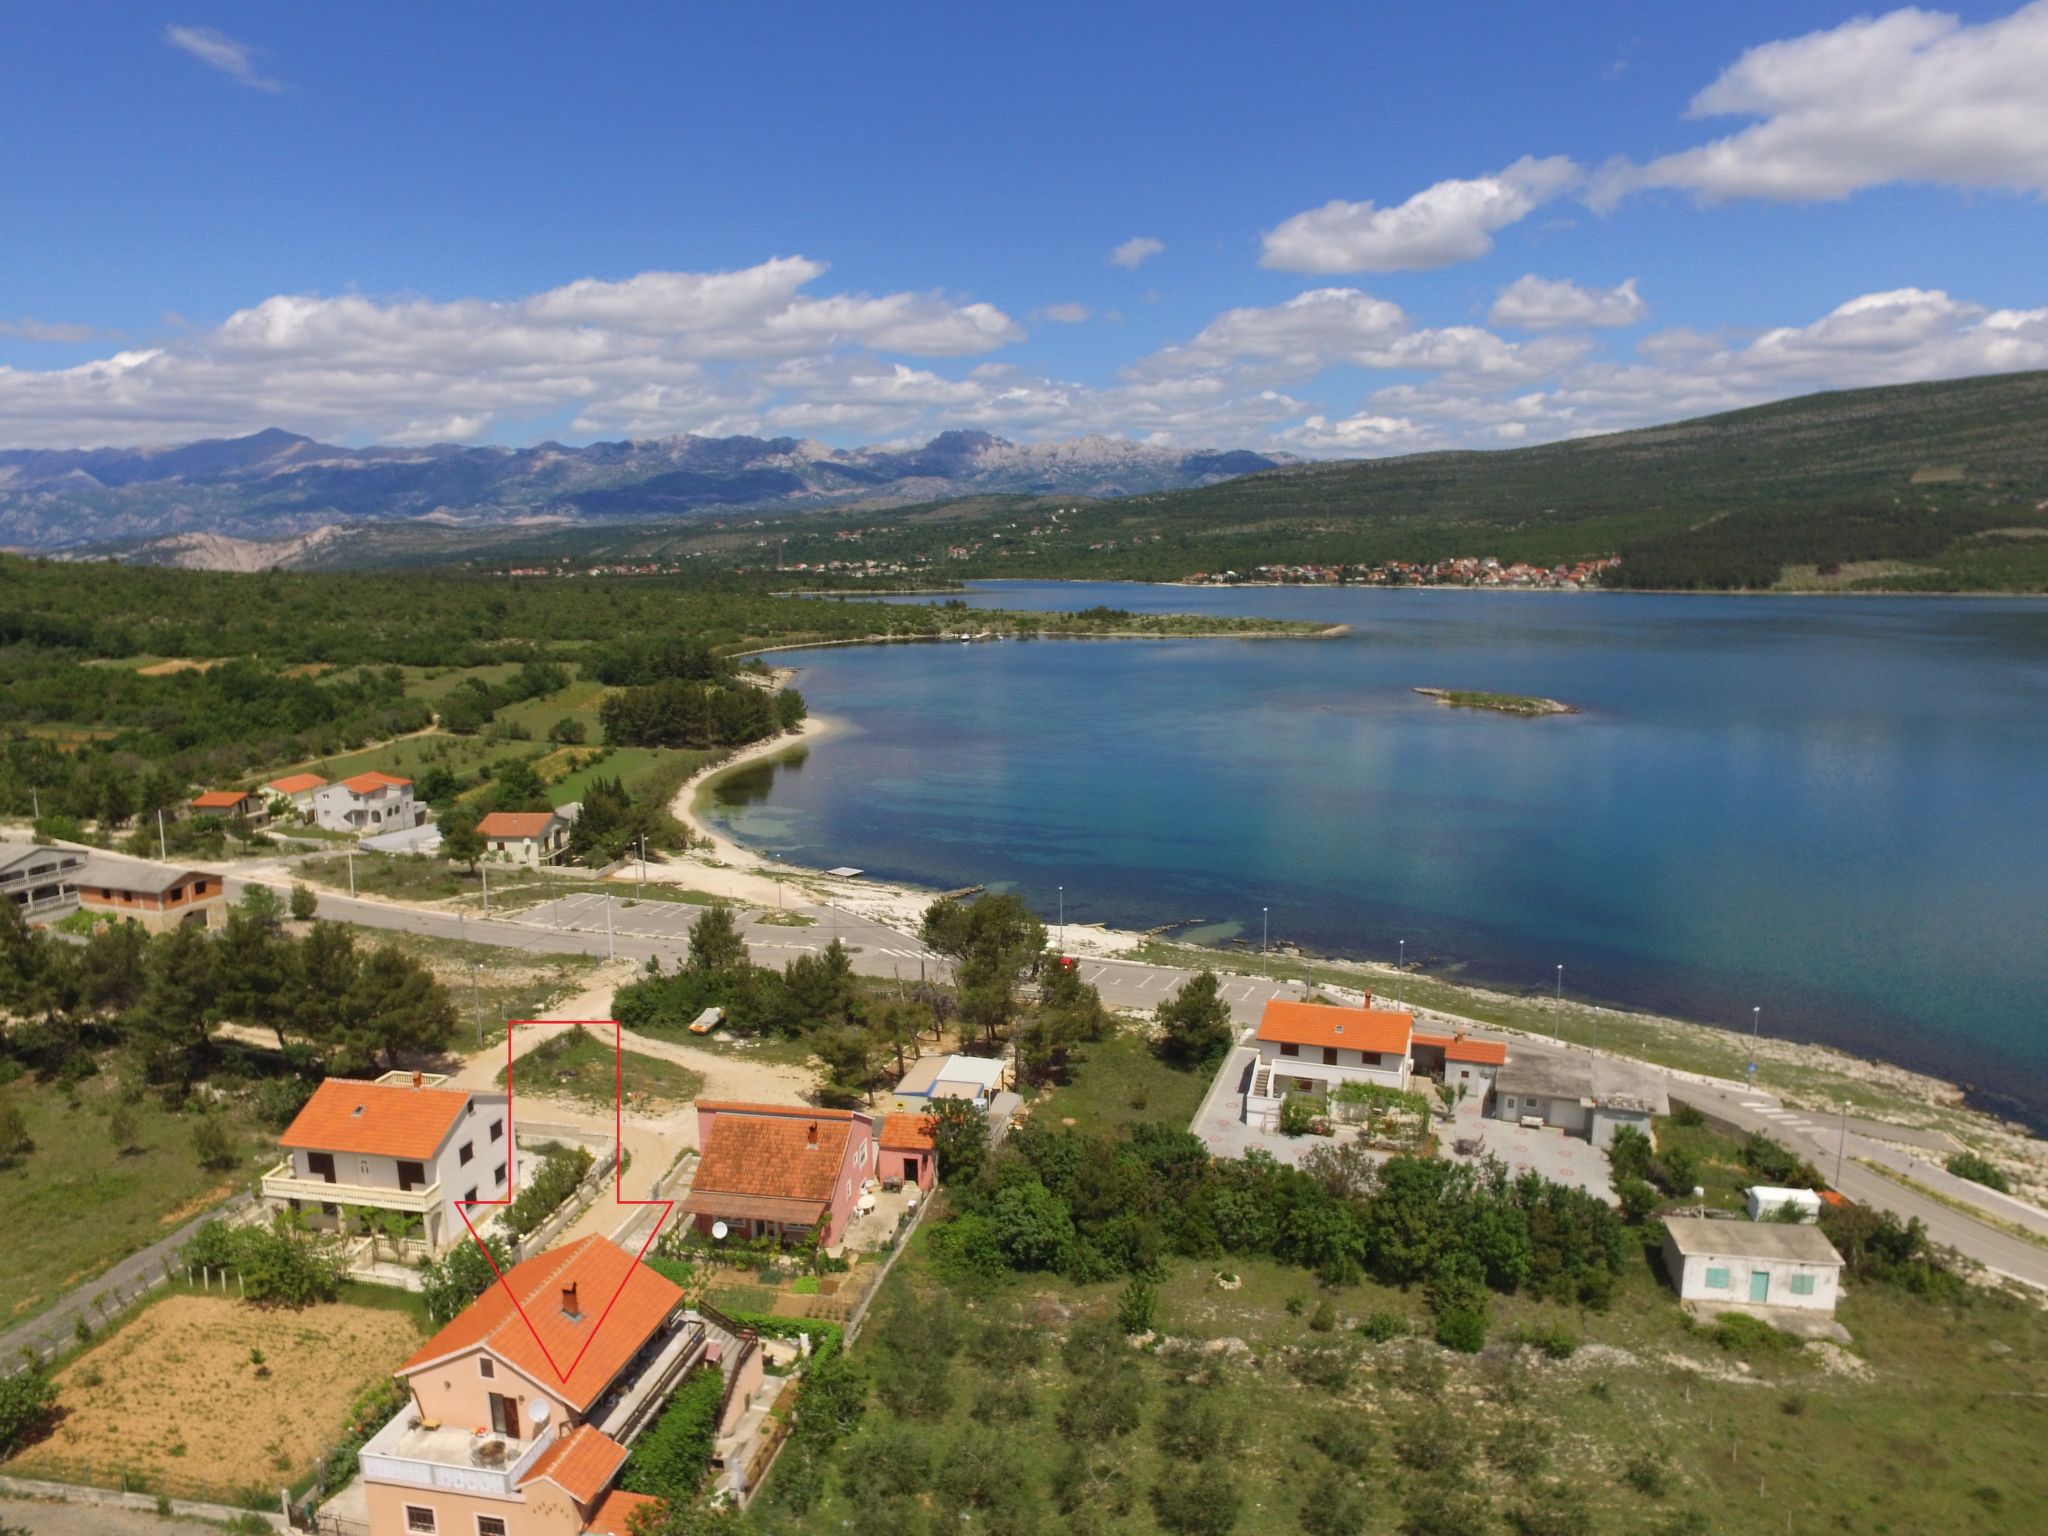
[{"x1": 485, "y1": 370, "x2": 2048, "y2": 592}]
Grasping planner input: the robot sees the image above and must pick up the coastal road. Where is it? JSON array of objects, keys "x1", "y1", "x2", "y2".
[{"x1": 222, "y1": 875, "x2": 2048, "y2": 1289}]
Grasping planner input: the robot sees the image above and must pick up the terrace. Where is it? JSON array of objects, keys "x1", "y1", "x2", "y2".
[
  {"x1": 357, "y1": 1407, "x2": 555, "y2": 1501},
  {"x1": 259, "y1": 1161, "x2": 444, "y2": 1215}
]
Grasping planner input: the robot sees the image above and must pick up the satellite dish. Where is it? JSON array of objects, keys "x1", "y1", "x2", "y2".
[
  {"x1": 711, "y1": 1221, "x2": 729, "y2": 1240},
  {"x1": 528, "y1": 1400, "x2": 550, "y2": 1427}
]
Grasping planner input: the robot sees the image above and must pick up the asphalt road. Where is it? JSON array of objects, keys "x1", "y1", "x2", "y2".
[{"x1": 221, "y1": 874, "x2": 2048, "y2": 1291}]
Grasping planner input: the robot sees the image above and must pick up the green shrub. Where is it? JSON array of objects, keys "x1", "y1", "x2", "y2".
[
  {"x1": 1671, "y1": 1103, "x2": 1706, "y2": 1128},
  {"x1": 1487, "y1": 1417, "x2": 1553, "y2": 1477},
  {"x1": 1434, "y1": 1308, "x2": 1488, "y2": 1354},
  {"x1": 1946, "y1": 1151, "x2": 2011, "y2": 1194},
  {"x1": 620, "y1": 1365, "x2": 724, "y2": 1501},
  {"x1": 1117, "y1": 1274, "x2": 1157, "y2": 1334},
  {"x1": 1357, "y1": 1310, "x2": 1408, "y2": 1343},
  {"x1": 0, "y1": 1364, "x2": 59, "y2": 1455},
  {"x1": 1711, "y1": 1313, "x2": 1796, "y2": 1355},
  {"x1": 189, "y1": 1115, "x2": 236, "y2": 1170},
  {"x1": 1279, "y1": 1094, "x2": 1328, "y2": 1137},
  {"x1": 503, "y1": 1144, "x2": 595, "y2": 1238},
  {"x1": 1509, "y1": 1322, "x2": 1579, "y2": 1359},
  {"x1": 1151, "y1": 1459, "x2": 1244, "y2": 1536},
  {"x1": 1300, "y1": 1466, "x2": 1369, "y2": 1536}
]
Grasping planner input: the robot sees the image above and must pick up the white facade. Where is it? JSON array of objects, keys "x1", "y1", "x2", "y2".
[
  {"x1": 1746, "y1": 1186, "x2": 1824, "y2": 1223},
  {"x1": 1662, "y1": 1217, "x2": 1843, "y2": 1315},
  {"x1": 1253, "y1": 1037, "x2": 1411, "y2": 1098},
  {"x1": 267, "y1": 1089, "x2": 509, "y2": 1252},
  {"x1": 313, "y1": 776, "x2": 422, "y2": 834}
]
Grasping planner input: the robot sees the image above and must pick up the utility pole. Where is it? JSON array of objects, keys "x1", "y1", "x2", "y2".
[
  {"x1": 157, "y1": 809, "x2": 167, "y2": 862},
  {"x1": 1834, "y1": 1100, "x2": 1849, "y2": 1189},
  {"x1": 347, "y1": 849, "x2": 355, "y2": 897},
  {"x1": 482, "y1": 863, "x2": 490, "y2": 917},
  {"x1": 637, "y1": 836, "x2": 646, "y2": 901},
  {"x1": 30, "y1": 786, "x2": 39, "y2": 821},
  {"x1": 472, "y1": 963, "x2": 482, "y2": 1047}
]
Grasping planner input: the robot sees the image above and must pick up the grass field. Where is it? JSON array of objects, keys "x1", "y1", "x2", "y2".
[
  {"x1": 499, "y1": 1024, "x2": 707, "y2": 1110},
  {"x1": 6, "y1": 1292, "x2": 423, "y2": 1505},
  {"x1": 756, "y1": 1212, "x2": 2048, "y2": 1536},
  {"x1": 0, "y1": 1067, "x2": 273, "y2": 1325},
  {"x1": 1033, "y1": 1025, "x2": 1211, "y2": 1139}
]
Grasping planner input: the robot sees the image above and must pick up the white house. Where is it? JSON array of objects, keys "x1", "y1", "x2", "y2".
[
  {"x1": 478, "y1": 809, "x2": 571, "y2": 867},
  {"x1": 1661, "y1": 1215, "x2": 1844, "y2": 1316},
  {"x1": 1746, "y1": 1186, "x2": 1824, "y2": 1223},
  {"x1": 1245, "y1": 998, "x2": 1413, "y2": 1131},
  {"x1": 890, "y1": 1053, "x2": 1007, "y2": 1112},
  {"x1": 312, "y1": 771, "x2": 423, "y2": 834},
  {"x1": 261, "y1": 772, "x2": 328, "y2": 814},
  {"x1": 1409, "y1": 1030, "x2": 1508, "y2": 1104},
  {"x1": 1492, "y1": 1050, "x2": 1668, "y2": 1148},
  {"x1": 262, "y1": 1071, "x2": 509, "y2": 1253}
]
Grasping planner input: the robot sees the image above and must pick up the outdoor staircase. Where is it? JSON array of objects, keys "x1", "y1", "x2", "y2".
[{"x1": 1250, "y1": 1064, "x2": 1274, "y2": 1100}]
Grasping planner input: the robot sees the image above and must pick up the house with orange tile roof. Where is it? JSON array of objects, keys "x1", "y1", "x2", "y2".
[
  {"x1": 312, "y1": 770, "x2": 423, "y2": 834},
  {"x1": 359, "y1": 1234, "x2": 765, "y2": 1536},
  {"x1": 261, "y1": 770, "x2": 328, "y2": 813},
  {"x1": 1409, "y1": 1029, "x2": 1510, "y2": 1106},
  {"x1": 479, "y1": 808, "x2": 571, "y2": 867},
  {"x1": 877, "y1": 1113, "x2": 936, "y2": 1190},
  {"x1": 261, "y1": 1071, "x2": 509, "y2": 1253},
  {"x1": 1246, "y1": 997, "x2": 1414, "y2": 1131},
  {"x1": 189, "y1": 787, "x2": 267, "y2": 821},
  {"x1": 681, "y1": 1102, "x2": 877, "y2": 1247}
]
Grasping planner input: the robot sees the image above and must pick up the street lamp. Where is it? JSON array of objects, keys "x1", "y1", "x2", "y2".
[
  {"x1": 1834, "y1": 1099, "x2": 1849, "y2": 1189},
  {"x1": 1057, "y1": 886, "x2": 1065, "y2": 952},
  {"x1": 471, "y1": 962, "x2": 482, "y2": 1046},
  {"x1": 1261, "y1": 907, "x2": 1269, "y2": 978},
  {"x1": 1749, "y1": 1005, "x2": 1762, "y2": 1080},
  {"x1": 1554, "y1": 964, "x2": 1563, "y2": 1042},
  {"x1": 1398, "y1": 938, "x2": 1405, "y2": 971}
]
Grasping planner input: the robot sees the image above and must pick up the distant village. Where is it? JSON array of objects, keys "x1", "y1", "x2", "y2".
[{"x1": 1183, "y1": 555, "x2": 1621, "y2": 589}]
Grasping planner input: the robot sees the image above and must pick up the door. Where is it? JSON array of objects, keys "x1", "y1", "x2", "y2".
[
  {"x1": 1749, "y1": 1269, "x2": 1771, "y2": 1303},
  {"x1": 307, "y1": 1152, "x2": 336, "y2": 1184},
  {"x1": 488, "y1": 1392, "x2": 520, "y2": 1438},
  {"x1": 398, "y1": 1160, "x2": 426, "y2": 1192}
]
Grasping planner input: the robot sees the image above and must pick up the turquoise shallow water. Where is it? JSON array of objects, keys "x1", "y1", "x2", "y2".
[{"x1": 705, "y1": 584, "x2": 2048, "y2": 1127}]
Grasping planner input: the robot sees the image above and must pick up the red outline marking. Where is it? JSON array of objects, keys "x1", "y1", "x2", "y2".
[{"x1": 453, "y1": 1019, "x2": 673, "y2": 1387}]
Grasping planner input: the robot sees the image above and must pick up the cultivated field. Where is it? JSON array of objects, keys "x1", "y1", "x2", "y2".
[{"x1": 8, "y1": 1293, "x2": 423, "y2": 1501}]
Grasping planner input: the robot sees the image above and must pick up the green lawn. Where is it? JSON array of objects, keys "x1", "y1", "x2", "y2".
[
  {"x1": 497, "y1": 1024, "x2": 706, "y2": 1110},
  {"x1": 0, "y1": 1066, "x2": 275, "y2": 1326},
  {"x1": 1033, "y1": 1025, "x2": 1211, "y2": 1138},
  {"x1": 748, "y1": 1215, "x2": 2048, "y2": 1536}
]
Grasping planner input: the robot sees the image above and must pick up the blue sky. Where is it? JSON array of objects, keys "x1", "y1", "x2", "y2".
[{"x1": 2, "y1": 1, "x2": 2046, "y2": 451}]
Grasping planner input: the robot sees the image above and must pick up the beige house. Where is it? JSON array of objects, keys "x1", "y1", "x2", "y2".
[
  {"x1": 479, "y1": 809, "x2": 571, "y2": 867},
  {"x1": 361, "y1": 1235, "x2": 763, "y2": 1536},
  {"x1": 262, "y1": 771, "x2": 328, "y2": 814}
]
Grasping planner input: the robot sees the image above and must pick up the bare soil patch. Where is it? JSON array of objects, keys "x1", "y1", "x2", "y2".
[{"x1": 9, "y1": 1295, "x2": 420, "y2": 1496}]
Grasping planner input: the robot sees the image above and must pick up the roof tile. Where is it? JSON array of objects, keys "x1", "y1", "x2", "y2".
[
  {"x1": 279, "y1": 1077, "x2": 475, "y2": 1160},
  {"x1": 520, "y1": 1422, "x2": 628, "y2": 1503},
  {"x1": 1257, "y1": 999, "x2": 1413, "y2": 1055}
]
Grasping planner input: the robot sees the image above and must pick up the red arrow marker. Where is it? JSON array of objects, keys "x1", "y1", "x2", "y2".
[{"x1": 454, "y1": 1019, "x2": 674, "y2": 1386}]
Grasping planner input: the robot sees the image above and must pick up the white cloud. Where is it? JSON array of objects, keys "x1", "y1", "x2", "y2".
[
  {"x1": 0, "y1": 318, "x2": 104, "y2": 343},
  {"x1": 1490, "y1": 275, "x2": 1647, "y2": 330},
  {"x1": 165, "y1": 24, "x2": 286, "y2": 93},
  {"x1": 1595, "y1": 2, "x2": 2048, "y2": 205},
  {"x1": 1108, "y1": 237, "x2": 1165, "y2": 269},
  {"x1": 1278, "y1": 412, "x2": 1433, "y2": 453},
  {"x1": 1260, "y1": 156, "x2": 1579, "y2": 272},
  {"x1": 1033, "y1": 303, "x2": 1092, "y2": 324}
]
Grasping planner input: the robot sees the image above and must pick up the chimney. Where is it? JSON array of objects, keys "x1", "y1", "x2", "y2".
[
  {"x1": 411, "y1": 1070, "x2": 423, "y2": 1089},
  {"x1": 805, "y1": 1121, "x2": 819, "y2": 1150},
  {"x1": 561, "y1": 1282, "x2": 581, "y2": 1319}
]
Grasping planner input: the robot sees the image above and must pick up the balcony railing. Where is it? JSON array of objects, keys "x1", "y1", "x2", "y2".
[
  {"x1": 261, "y1": 1161, "x2": 442, "y2": 1214},
  {"x1": 358, "y1": 1406, "x2": 554, "y2": 1501}
]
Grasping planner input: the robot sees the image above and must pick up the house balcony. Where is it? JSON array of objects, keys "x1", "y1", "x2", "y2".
[
  {"x1": 260, "y1": 1161, "x2": 442, "y2": 1215},
  {"x1": 592, "y1": 1318, "x2": 709, "y2": 1445},
  {"x1": 358, "y1": 1405, "x2": 555, "y2": 1501}
]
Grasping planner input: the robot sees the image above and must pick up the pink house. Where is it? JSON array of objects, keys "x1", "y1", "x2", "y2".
[
  {"x1": 680, "y1": 1102, "x2": 876, "y2": 1247},
  {"x1": 357, "y1": 1235, "x2": 763, "y2": 1536},
  {"x1": 877, "y1": 1113, "x2": 936, "y2": 1191}
]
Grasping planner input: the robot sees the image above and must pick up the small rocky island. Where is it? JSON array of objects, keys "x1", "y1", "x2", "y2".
[{"x1": 1414, "y1": 687, "x2": 1578, "y2": 717}]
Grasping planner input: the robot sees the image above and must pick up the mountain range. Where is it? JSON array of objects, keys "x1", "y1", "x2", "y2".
[{"x1": 0, "y1": 427, "x2": 1288, "y2": 561}]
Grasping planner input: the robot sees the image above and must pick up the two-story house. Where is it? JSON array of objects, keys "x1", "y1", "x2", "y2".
[
  {"x1": 360, "y1": 1234, "x2": 764, "y2": 1536},
  {"x1": 262, "y1": 772, "x2": 329, "y2": 815},
  {"x1": 265, "y1": 1072, "x2": 510, "y2": 1253},
  {"x1": 0, "y1": 840, "x2": 88, "y2": 918},
  {"x1": 190, "y1": 788, "x2": 268, "y2": 821},
  {"x1": 1245, "y1": 997, "x2": 1414, "y2": 1131},
  {"x1": 313, "y1": 771, "x2": 424, "y2": 834},
  {"x1": 478, "y1": 810, "x2": 571, "y2": 868},
  {"x1": 680, "y1": 1101, "x2": 876, "y2": 1248}
]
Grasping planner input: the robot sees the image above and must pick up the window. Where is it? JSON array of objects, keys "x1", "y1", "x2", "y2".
[
  {"x1": 489, "y1": 1119, "x2": 504, "y2": 1143},
  {"x1": 1704, "y1": 1267, "x2": 1731, "y2": 1290},
  {"x1": 1279, "y1": 1041, "x2": 1300, "y2": 1058},
  {"x1": 1321, "y1": 1047, "x2": 1339, "y2": 1065},
  {"x1": 404, "y1": 1507, "x2": 436, "y2": 1534},
  {"x1": 1790, "y1": 1273, "x2": 1816, "y2": 1296},
  {"x1": 476, "y1": 1519, "x2": 507, "y2": 1536},
  {"x1": 479, "y1": 1358, "x2": 495, "y2": 1379},
  {"x1": 459, "y1": 1143, "x2": 475, "y2": 1166},
  {"x1": 494, "y1": 1162, "x2": 507, "y2": 1185},
  {"x1": 1359, "y1": 1051, "x2": 1382, "y2": 1067},
  {"x1": 1504, "y1": 1096, "x2": 1516, "y2": 1110},
  {"x1": 464, "y1": 1188, "x2": 479, "y2": 1203}
]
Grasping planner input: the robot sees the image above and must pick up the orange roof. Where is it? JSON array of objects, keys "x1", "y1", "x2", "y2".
[
  {"x1": 1411, "y1": 1032, "x2": 1509, "y2": 1066},
  {"x1": 264, "y1": 772, "x2": 326, "y2": 795},
  {"x1": 402, "y1": 1236, "x2": 685, "y2": 1413},
  {"x1": 337, "y1": 771, "x2": 411, "y2": 794},
  {"x1": 585, "y1": 1488, "x2": 661, "y2": 1535},
  {"x1": 1257, "y1": 998, "x2": 1412, "y2": 1054},
  {"x1": 279, "y1": 1077, "x2": 474, "y2": 1159},
  {"x1": 693, "y1": 1104, "x2": 859, "y2": 1208},
  {"x1": 879, "y1": 1113, "x2": 935, "y2": 1151},
  {"x1": 520, "y1": 1422, "x2": 629, "y2": 1504},
  {"x1": 479, "y1": 811, "x2": 557, "y2": 838},
  {"x1": 190, "y1": 790, "x2": 252, "y2": 809}
]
